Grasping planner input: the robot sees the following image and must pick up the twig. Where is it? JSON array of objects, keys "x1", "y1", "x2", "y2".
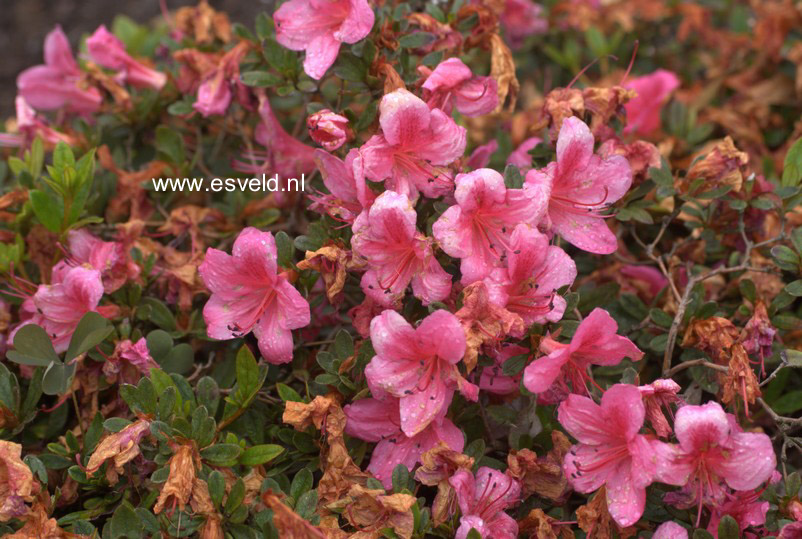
[{"x1": 665, "y1": 358, "x2": 729, "y2": 378}]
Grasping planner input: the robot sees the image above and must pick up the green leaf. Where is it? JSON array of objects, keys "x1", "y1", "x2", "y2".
[
  {"x1": 29, "y1": 190, "x2": 63, "y2": 233},
  {"x1": 786, "y1": 280, "x2": 802, "y2": 297},
  {"x1": 155, "y1": 126, "x2": 185, "y2": 165},
  {"x1": 692, "y1": 530, "x2": 715, "y2": 539},
  {"x1": 717, "y1": 515, "x2": 739, "y2": 539},
  {"x1": 399, "y1": 32, "x2": 436, "y2": 49},
  {"x1": 42, "y1": 362, "x2": 75, "y2": 396},
  {"x1": 503, "y1": 164, "x2": 523, "y2": 189},
  {"x1": 277, "y1": 383, "x2": 303, "y2": 402},
  {"x1": 295, "y1": 490, "x2": 318, "y2": 520},
  {"x1": 334, "y1": 329, "x2": 354, "y2": 359},
  {"x1": 291, "y1": 468, "x2": 313, "y2": 500},
  {"x1": 200, "y1": 443, "x2": 243, "y2": 465},
  {"x1": 65, "y1": 312, "x2": 112, "y2": 361},
  {"x1": 241, "y1": 71, "x2": 283, "y2": 87},
  {"x1": 239, "y1": 444, "x2": 284, "y2": 466},
  {"x1": 7, "y1": 324, "x2": 59, "y2": 367},
  {"x1": 392, "y1": 464, "x2": 410, "y2": 493},
  {"x1": 650, "y1": 308, "x2": 674, "y2": 328},
  {"x1": 782, "y1": 137, "x2": 802, "y2": 187},
  {"x1": 109, "y1": 501, "x2": 143, "y2": 539},
  {"x1": 224, "y1": 478, "x2": 246, "y2": 515},
  {"x1": 146, "y1": 330, "x2": 173, "y2": 359},
  {"x1": 208, "y1": 470, "x2": 226, "y2": 507},
  {"x1": 771, "y1": 390, "x2": 802, "y2": 414},
  {"x1": 275, "y1": 231, "x2": 295, "y2": 268},
  {"x1": 502, "y1": 353, "x2": 529, "y2": 376},
  {"x1": 771, "y1": 245, "x2": 799, "y2": 271}
]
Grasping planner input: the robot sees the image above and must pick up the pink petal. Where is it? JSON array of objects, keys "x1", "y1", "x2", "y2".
[
  {"x1": 415, "y1": 108, "x2": 467, "y2": 166},
  {"x1": 44, "y1": 25, "x2": 78, "y2": 74},
  {"x1": 523, "y1": 349, "x2": 568, "y2": 394},
  {"x1": 717, "y1": 431, "x2": 776, "y2": 491},
  {"x1": 369, "y1": 309, "x2": 418, "y2": 363},
  {"x1": 564, "y1": 444, "x2": 611, "y2": 493},
  {"x1": 254, "y1": 310, "x2": 294, "y2": 364},
  {"x1": 673, "y1": 402, "x2": 731, "y2": 454},
  {"x1": 422, "y1": 58, "x2": 473, "y2": 93},
  {"x1": 507, "y1": 137, "x2": 542, "y2": 170},
  {"x1": 410, "y1": 254, "x2": 452, "y2": 305},
  {"x1": 315, "y1": 149, "x2": 358, "y2": 202},
  {"x1": 557, "y1": 394, "x2": 610, "y2": 445},
  {"x1": 652, "y1": 522, "x2": 688, "y2": 539},
  {"x1": 555, "y1": 116, "x2": 594, "y2": 177},
  {"x1": 344, "y1": 398, "x2": 401, "y2": 442},
  {"x1": 399, "y1": 381, "x2": 451, "y2": 437},
  {"x1": 414, "y1": 310, "x2": 466, "y2": 364},
  {"x1": 368, "y1": 437, "x2": 421, "y2": 489},
  {"x1": 274, "y1": 279, "x2": 311, "y2": 330},
  {"x1": 466, "y1": 140, "x2": 499, "y2": 170},
  {"x1": 232, "y1": 227, "x2": 278, "y2": 279},
  {"x1": 453, "y1": 169, "x2": 507, "y2": 213},
  {"x1": 449, "y1": 469, "x2": 476, "y2": 515},
  {"x1": 432, "y1": 205, "x2": 471, "y2": 258},
  {"x1": 600, "y1": 384, "x2": 646, "y2": 441},
  {"x1": 455, "y1": 76, "x2": 498, "y2": 117},
  {"x1": 605, "y1": 463, "x2": 646, "y2": 527},
  {"x1": 334, "y1": 0, "x2": 375, "y2": 43},
  {"x1": 379, "y1": 89, "x2": 432, "y2": 148},
  {"x1": 572, "y1": 308, "x2": 643, "y2": 366},
  {"x1": 549, "y1": 206, "x2": 619, "y2": 254},
  {"x1": 303, "y1": 32, "x2": 341, "y2": 80}
]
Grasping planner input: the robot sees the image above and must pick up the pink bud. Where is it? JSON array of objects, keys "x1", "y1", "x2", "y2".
[{"x1": 307, "y1": 109, "x2": 351, "y2": 151}]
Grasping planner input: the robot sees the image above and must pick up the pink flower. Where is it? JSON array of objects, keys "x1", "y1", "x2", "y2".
[
  {"x1": 779, "y1": 522, "x2": 802, "y2": 539},
  {"x1": 16, "y1": 26, "x2": 103, "y2": 114},
  {"x1": 623, "y1": 69, "x2": 680, "y2": 135},
  {"x1": 525, "y1": 117, "x2": 632, "y2": 254},
  {"x1": 198, "y1": 227, "x2": 310, "y2": 364},
  {"x1": 12, "y1": 266, "x2": 104, "y2": 354},
  {"x1": 86, "y1": 26, "x2": 166, "y2": 90},
  {"x1": 523, "y1": 308, "x2": 643, "y2": 397},
  {"x1": 344, "y1": 395, "x2": 464, "y2": 489},
  {"x1": 63, "y1": 229, "x2": 140, "y2": 294},
  {"x1": 506, "y1": 136, "x2": 542, "y2": 173},
  {"x1": 432, "y1": 169, "x2": 546, "y2": 284},
  {"x1": 307, "y1": 109, "x2": 351, "y2": 151},
  {"x1": 310, "y1": 148, "x2": 374, "y2": 224},
  {"x1": 420, "y1": 58, "x2": 498, "y2": 117},
  {"x1": 465, "y1": 140, "x2": 499, "y2": 170},
  {"x1": 103, "y1": 338, "x2": 158, "y2": 382},
  {"x1": 351, "y1": 191, "x2": 451, "y2": 307},
  {"x1": 0, "y1": 97, "x2": 76, "y2": 149},
  {"x1": 449, "y1": 466, "x2": 521, "y2": 539},
  {"x1": 652, "y1": 522, "x2": 688, "y2": 539},
  {"x1": 274, "y1": 0, "x2": 375, "y2": 80},
  {"x1": 480, "y1": 343, "x2": 528, "y2": 395},
  {"x1": 484, "y1": 224, "x2": 576, "y2": 330},
  {"x1": 661, "y1": 402, "x2": 776, "y2": 511},
  {"x1": 638, "y1": 379, "x2": 682, "y2": 438},
  {"x1": 559, "y1": 384, "x2": 677, "y2": 527},
  {"x1": 364, "y1": 309, "x2": 478, "y2": 437},
  {"x1": 620, "y1": 265, "x2": 668, "y2": 298},
  {"x1": 193, "y1": 42, "x2": 249, "y2": 117},
  {"x1": 498, "y1": 0, "x2": 548, "y2": 49},
  {"x1": 361, "y1": 89, "x2": 467, "y2": 201}
]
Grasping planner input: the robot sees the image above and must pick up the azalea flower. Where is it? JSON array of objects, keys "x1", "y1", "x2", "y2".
[
  {"x1": 198, "y1": 227, "x2": 310, "y2": 364},
  {"x1": 86, "y1": 26, "x2": 167, "y2": 90},
  {"x1": 652, "y1": 521, "x2": 688, "y2": 539},
  {"x1": 484, "y1": 224, "x2": 576, "y2": 331},
  {"x1": 465, "y1": 140, "x2": 499, "y2": 170},
  {"x1": 103, "y1": 338, "x2": 158, "y2": 382},
  {"x1": 779, "y1": 522, "x2": 802, "y2": 539},
  {"x1": 62, "y1": 229, "x2": 140, "y2": 294},
  {"x1": 310, "y1": 148, "x2": 374, "y2": 223},
  {"x1": 0, "y1": 96, "x2": 76, "y2": 149},
  {"x1": 361, "y1": 89, "x2": 467, "y2": 201},
  {"x1": 449, "y1": 466, "x2": 521, "y2": 539},
  {"x1": 307, "y1": 109, "x2": 351, "y2": 151},
  {"x1": 705, "y1": 486, "x2": 771, "y2": 538},
  {"x1": 420, "y1": 58, "x2": 498, "y2": 117},
  {"x1": 344, "y1": 395, "x2": 464, "y2": 489},
  {"x1": 193, "y1": 41, "x2": 249, "y2": 117},
  {"x1": 351, "y1": 191, "x2": 451, "y2": 307},
  {"x1": 432, "y1": 169, "x2": 546, "y2": 284},
  {"x1": 16, "y1": 25, "x2": 103, "y2": 114},
  {"x1": 525, "y1": 116, "x2": 632, "y2": 254},
  {"x1": 12, "y1": 266, "x2": 104, "y2": 354},
  {"x1": 274, "y1": 0, "x2": 375, "y2": 80},
  {"x1": 523, "y1": 308, "x2": 643, "y2": 397},
  {"x1": 623, "y1": 69, "x2": 680, "y2": 135},
  {"x1": 364, "y1": 309, "x2": 478, "y2": 437},
  {"x1": 661, "y1": 402, "x2": 776, "y2": 524},
  {"x1": 559, "y1": 384, "x2": 677, "y2": 527},
  {"x1": 480, "y1": 343, "x2": 528, "y2": 395}
]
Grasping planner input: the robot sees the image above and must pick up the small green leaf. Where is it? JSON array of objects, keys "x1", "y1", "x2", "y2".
[
  {"x1": 7, "y1": 324, "x2": 59, "y2": 367},
  {"x1": 399, "y1": 32, "x2": 436, "y2": 49},
  {"x1": 239, "y1": 444, "x2": 284, "y2": 466},
  {"x1": 241, "y1": 71, "x2": 283, "y2": 87},
  {"x1": 717, "y1": 515, "x2": 739, "y2": 539},
  {"x1": 200, "y1": 443, "x2": 243, "y2": 465},
  {"x1": 782, "y1": 137, "x2": 802, "y2": 187},
  {"x1": 155, "y1": 126, "x2": 185, "y2": 165},
  {"x1": 65, "y1": 312, "x2": 112, "y2": 361},
  {"x1": 29, "y1": 190, "x2": 63, "y2": 233},
  {"x1": 42, "y1": 362, "x2": 75, "y2": 396}
]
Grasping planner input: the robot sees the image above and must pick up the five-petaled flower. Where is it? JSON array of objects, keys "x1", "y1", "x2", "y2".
[
  {"x1": 351, "y1": 190, "x2": 451, "y2": 307},
  {"x1": 559, "y1": 384, "x2": 677, "y2": 527},
  {"x1": 364, "y1": 309, "x2": 478, "y2": 437},
  {"x1": 198, "y1": 227, "x2": 310, "y2": 364},
  {"x1": 274, "y1": 0, "x2": 375, "y2": 80},
  {"x1": 449, "y1": 466, "x2": 521, "y2": 539},
  {"x1": 361, "y1": 89, "x2": 467, "y2": 201},
  {"x1": 523, "y1": 308, "x2": 643, "y2": 398},
  {"x1": 432, "y1": 169, "x2": 546, "y2": 284},
  {"x1": 526, "y1": 116, "x2": 632, "y2": 254}
]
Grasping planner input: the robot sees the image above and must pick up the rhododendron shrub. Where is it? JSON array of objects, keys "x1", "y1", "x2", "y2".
[{"x1": 2, "y1": 1, "x2": 802, "y2": 537}]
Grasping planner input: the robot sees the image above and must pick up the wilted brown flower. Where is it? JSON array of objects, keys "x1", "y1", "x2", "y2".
[
  {"x1": 682, "y1": 317, "x2": 740, "y2": 365},
  {"x1": 721, "y1": 344, "x2": 761, "y2": 411},
  {"x1": 153, "y1": 444, "x2": 201, "y2": 514},
  {"x1": 678, "y1": 137, "x2": 749, "y2": 196},
  {"x1": 0, "y1": 441, "x2": 37, "y2": 522},
  {"x1": 542, "y1": 88, "x2": 585, "y2": 140},
  {"x1": 173, "y1": 0, "x2": 232, "y2": 44},
  {"x1": 297, "y1": 244, "x2": 361, "y2": 304},
  {"x1": 5, "y1": 500, "x2": 85, "y2": 539},
  {"x1": 489, "y1": 33, "x2": 518, "y2": 113},
  {"x1": 263, "y1": 492, "x2": 327, "y2": 539},
  {"x1": 507, "y1": 431, "x2": 572, "y2": 501},
  {"x1": 519, "y1": 508, "x2": 574, "y2": 539},
  {"x1": 86, "y1": 419, "x2": 151, "y2": 484},
  {"x1": 342, "y1": 485, "x2": 417, "y2": 539},
  {"x1": 414, "y1": 443, "x2": 474, "y2": 525},
  {"x1": 456, "y1": 281, "x2": 525, "y2": 373}
]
